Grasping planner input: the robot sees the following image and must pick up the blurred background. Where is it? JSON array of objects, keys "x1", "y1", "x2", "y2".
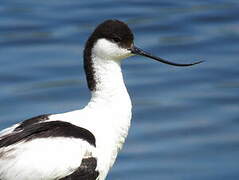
[{"x1": 0, "y1": 0, "x2": 239, "y2": 179}]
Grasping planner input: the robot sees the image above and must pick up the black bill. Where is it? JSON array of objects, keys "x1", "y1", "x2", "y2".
[{"x1": 130, "y1": 46, "x2": 203, "y2": 67}]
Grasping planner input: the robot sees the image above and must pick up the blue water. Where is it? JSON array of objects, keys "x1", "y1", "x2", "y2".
[{"x1": 1, "y1": 0, "x2": 239, "y2": 179}]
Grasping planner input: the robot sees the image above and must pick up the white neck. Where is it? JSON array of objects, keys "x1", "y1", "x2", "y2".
[
  {"x1": 86, "y1": 54, "x2": 132, "y2": 177},
  {"x1": 87, "y1": 38, "x2": 132, "y2": 136},
  {"x1": 89, "y1": 57, "x2": 130, "y2": 106}
]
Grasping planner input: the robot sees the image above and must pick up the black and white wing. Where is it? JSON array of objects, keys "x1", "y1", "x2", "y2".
[{"x1": 0, "y1": 118, "x2": 99, "y2": 180}]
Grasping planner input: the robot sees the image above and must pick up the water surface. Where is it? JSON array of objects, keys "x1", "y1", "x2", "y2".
[{"x1": 0, "y1": 0, "x2": 239, "y2": 179}]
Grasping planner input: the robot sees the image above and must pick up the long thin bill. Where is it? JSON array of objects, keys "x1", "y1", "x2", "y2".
[{"x1": 130, "y1": 46, "x2": 203, "y2": 67}]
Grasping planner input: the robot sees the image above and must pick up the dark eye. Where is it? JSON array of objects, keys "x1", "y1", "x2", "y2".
[{"x1": 112, "y1": 37, "x2": 121, "y2": 43}]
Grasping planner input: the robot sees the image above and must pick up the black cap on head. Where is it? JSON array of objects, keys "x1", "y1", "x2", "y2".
[{"x1": 87, "y1": 19, "x2": 134, "y2": 48}]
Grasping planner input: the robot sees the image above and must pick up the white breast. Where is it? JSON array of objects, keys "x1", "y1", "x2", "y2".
[{"x1": 50, "y1": 92, "x2": 132, "y2": 180}]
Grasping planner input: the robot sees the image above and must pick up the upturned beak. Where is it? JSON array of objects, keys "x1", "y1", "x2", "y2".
[{"x1": 129, "y1": 46, "x2": 203, "y2": 67}]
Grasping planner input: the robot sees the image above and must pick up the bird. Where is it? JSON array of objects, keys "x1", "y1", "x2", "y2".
[{"x1": 0, "y1": 19, "x2": 202, "y2": 180}]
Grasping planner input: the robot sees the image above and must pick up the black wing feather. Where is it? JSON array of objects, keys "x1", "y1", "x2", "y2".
[
  {"x1": 0, "y1": 121, "x2": 96, "y2": 148},
  {"x1": 59, "y1": 157, "x2": 99, "y2": 180},
  {"x1": 14, "y1": 114, "x2": 50, "y2": 131}
]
